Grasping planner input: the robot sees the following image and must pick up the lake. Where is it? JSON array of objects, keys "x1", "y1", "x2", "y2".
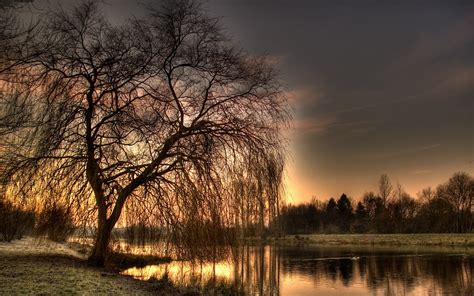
[{"x1": 122, "y1": 244, "x2": 473, "y2": 295}]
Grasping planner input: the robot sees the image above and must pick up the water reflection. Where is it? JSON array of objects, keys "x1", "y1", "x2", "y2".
[{"x1": 122, "y1": 245, "x2": 474, "y2": 295}]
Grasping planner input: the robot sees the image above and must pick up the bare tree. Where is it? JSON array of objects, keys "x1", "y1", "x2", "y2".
[
  {"x1": 0, "y1": 0, "x2": 21, "y2": 63},
  {"x1": 417, "y1": 187, "x2": 436, "y2": 203},
  {"x1": 378, "y1": 173, "x2": 393, "y2": 206},
  {"x1": 437, "y1": 172, "x2": 474, "y2": 233},
  {"x1": 231, "y1": 151, "x2": 284, "y2": 237},
  {"x1": 1, "y1": 0, "x2": 289, "y2": 265},
  {"x1": 0, "y1": 1, "x2": 35, "y2": 198}
]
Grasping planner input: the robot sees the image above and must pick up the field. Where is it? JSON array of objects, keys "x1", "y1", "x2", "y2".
[{"x1": 272, "y1": 233, "x2": 474, "y2": 247}]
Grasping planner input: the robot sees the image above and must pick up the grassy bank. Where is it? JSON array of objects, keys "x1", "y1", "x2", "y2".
[
  {"x1": 0, "y1": 237, "x2": 177, "y2": 295},
  {"x1": 249, "y1": 233, "x2": 474, "y2": 247}
]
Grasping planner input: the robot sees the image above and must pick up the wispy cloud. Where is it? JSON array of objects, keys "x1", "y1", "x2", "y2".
[
  {"x1": 286, "y1": 86, "x2": 324, "y2": 107},
  {"x1": 429, "y1": 65, "x2": 474, "y2": 98},
  {"x1": 373, "y1": 143, "x2": 441, "y2": 159},
  {"x1": 292, "y1": 116, "x2": 375, "y2": 137},
  {"x1": 419, "y1": 144, "x2": 442, "y2": 151},
  {"x1": 329, "y1": 93, "x2": 420, "y2": 116},
  {"x1": 333, "y1": 102, "x2": 378, "y2": 114},
  {"x1": 292, "y1": 116, "x2": 337, "y2": 135},
  {"x1": 395, "y1": 13, "x2": 474, "y2": 68}
]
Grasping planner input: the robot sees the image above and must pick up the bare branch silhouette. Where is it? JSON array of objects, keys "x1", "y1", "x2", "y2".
[{"x1": 1, "y1": 0, "x2": 289, "y2": 265}]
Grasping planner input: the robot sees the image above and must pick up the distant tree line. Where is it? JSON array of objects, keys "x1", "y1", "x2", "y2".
[{"x1": 276, "y1": 172, "x2": 473, "y2": 234}]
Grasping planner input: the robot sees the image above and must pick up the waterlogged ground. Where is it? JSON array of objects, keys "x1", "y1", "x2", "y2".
[{"x1": 123, "y1": 244, "x2": 474, "y2": 296}]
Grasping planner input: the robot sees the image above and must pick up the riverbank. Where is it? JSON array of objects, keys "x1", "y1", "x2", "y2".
[
  {"x1": 248, "y1": 233, "x2": 474, "y2": 247},
  {"x1": 0, "y1": 237, "x2": 177, "y2": 295},
  {"x1": 2, "y1": 234, "x2": 472, "y2": 294}
]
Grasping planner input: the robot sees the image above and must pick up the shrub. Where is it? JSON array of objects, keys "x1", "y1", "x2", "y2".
[
  {"x1": 0, "y1": 199, "x2": 35, "y2": 242},
  {"x1": 35, "y1": 203, "x2": 75, "y2": 242}
]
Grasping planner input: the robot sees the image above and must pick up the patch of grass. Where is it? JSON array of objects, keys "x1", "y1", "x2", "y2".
[
  {"x1": 244, "y1": 233, "x2": 474, "y2": 249},
  {"x1": 0, "y1": 254, "x2": 167, "y2": 295},
  {"x1": 273, "y1": 233, "x2": 474, "y2": 247},
  {"x1": 0, "y1": 238, "x2": 178, "y2": 295}
]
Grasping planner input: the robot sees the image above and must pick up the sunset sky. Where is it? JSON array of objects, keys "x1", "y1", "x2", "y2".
[
  {"x1": 206, "y1": 0, "x2": 474, "y2": 203},
  {"x1": 30, "y1": 0, "x2": 474, "y2": 203}
]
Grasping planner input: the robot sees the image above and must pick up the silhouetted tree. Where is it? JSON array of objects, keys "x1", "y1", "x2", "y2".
[
  {"x1": 324, "y1": 198, "x2": 338, "y2": 232},
  {"x1": 353, "y1": 201, "x2": 368, "y2": 232},
  {"x1": 0, "y1": 0, "x2": 34, "y2": 68},
  {"x1": 437, "y1": 172, "x2": 473, "y2": 233},
  {"x1": 378, "y1": 174, "x2": 393, "y2": 206},
  {"x1": 278, "y1": 202, "x2": 322, "y2": 234},
  {"x1": 416, "y1": 196, "x2": 454, "y2": 233},
  {"x1": 417, "y1": 187, "x2": 436, "y2": 204},
  {"x1": 362, "y1": 192, "x2": 386, "y2": 232},
  {"x1": 0, "y1": 0, "x2": 289, "y2": 265},
  {"x1": 336, "y1": 193, "x2": 353, "y2": 232},
  {"x1": 386, "y1": 186, "x2": 418, "y2": 233}
]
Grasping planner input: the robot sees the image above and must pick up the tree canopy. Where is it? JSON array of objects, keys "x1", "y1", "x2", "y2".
[{"x1": 0, "y1": 0, "x2": 289, "y2": 265}]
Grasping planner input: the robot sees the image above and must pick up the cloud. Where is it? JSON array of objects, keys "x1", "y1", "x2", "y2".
[
  {"x1": 333, "y1": 102, "x2": 378, "y2": 115},
  {"x1": 292, "y1": 116, "x2": 337, "y2": 135},
  {"x1": 286, "y1": 86, "x2": 324, "y2": 107},
  {"x1": 397, "y1": 13, "x2": 474, "y2": 68},
  {"x1": 429, "y1": 65, "x2": 474, "y2": 98},
  {"x1": 292, "y1": 115, "x2": 375, "y2": 138},
  {"x1": 419, "y1": 143, "x2": 442, "y2": 151},
  {"x1": 373, "y1": 143, "x2": 441, "y2": 160},
  {"x1": 383, "y1": 12, "x2": 474, "y2": 101}
]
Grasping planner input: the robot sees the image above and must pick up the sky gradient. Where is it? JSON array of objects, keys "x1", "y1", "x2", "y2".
[
  {"x1": 206, "y1": 0, "x2": 474, "y2": 203},
  {"x1": 30, "y1": 0, "x2": 474, "y2": 203}
]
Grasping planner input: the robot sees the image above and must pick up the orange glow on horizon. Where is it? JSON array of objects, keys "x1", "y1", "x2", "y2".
[{"x1": 284, "y1": 160, "x2": 474, "y2": 205}]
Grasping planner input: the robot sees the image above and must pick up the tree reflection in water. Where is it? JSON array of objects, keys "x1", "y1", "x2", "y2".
[{"x1": 123, "y1": 245, "x2": 473, "y2": 295}]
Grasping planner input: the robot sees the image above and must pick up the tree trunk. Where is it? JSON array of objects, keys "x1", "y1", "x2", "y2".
[{"x1": 88, "y1": 216, "x2": 112, "y2": 266}]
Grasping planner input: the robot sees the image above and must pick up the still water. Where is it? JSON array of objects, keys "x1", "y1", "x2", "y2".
[{"x1": 122, "y1": 244, "x2": 473, "y2": 295}]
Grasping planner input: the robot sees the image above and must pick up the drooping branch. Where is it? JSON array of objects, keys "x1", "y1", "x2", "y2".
[{"x1": 1, "y1": 0, "x2": 290, "y2": 264}]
